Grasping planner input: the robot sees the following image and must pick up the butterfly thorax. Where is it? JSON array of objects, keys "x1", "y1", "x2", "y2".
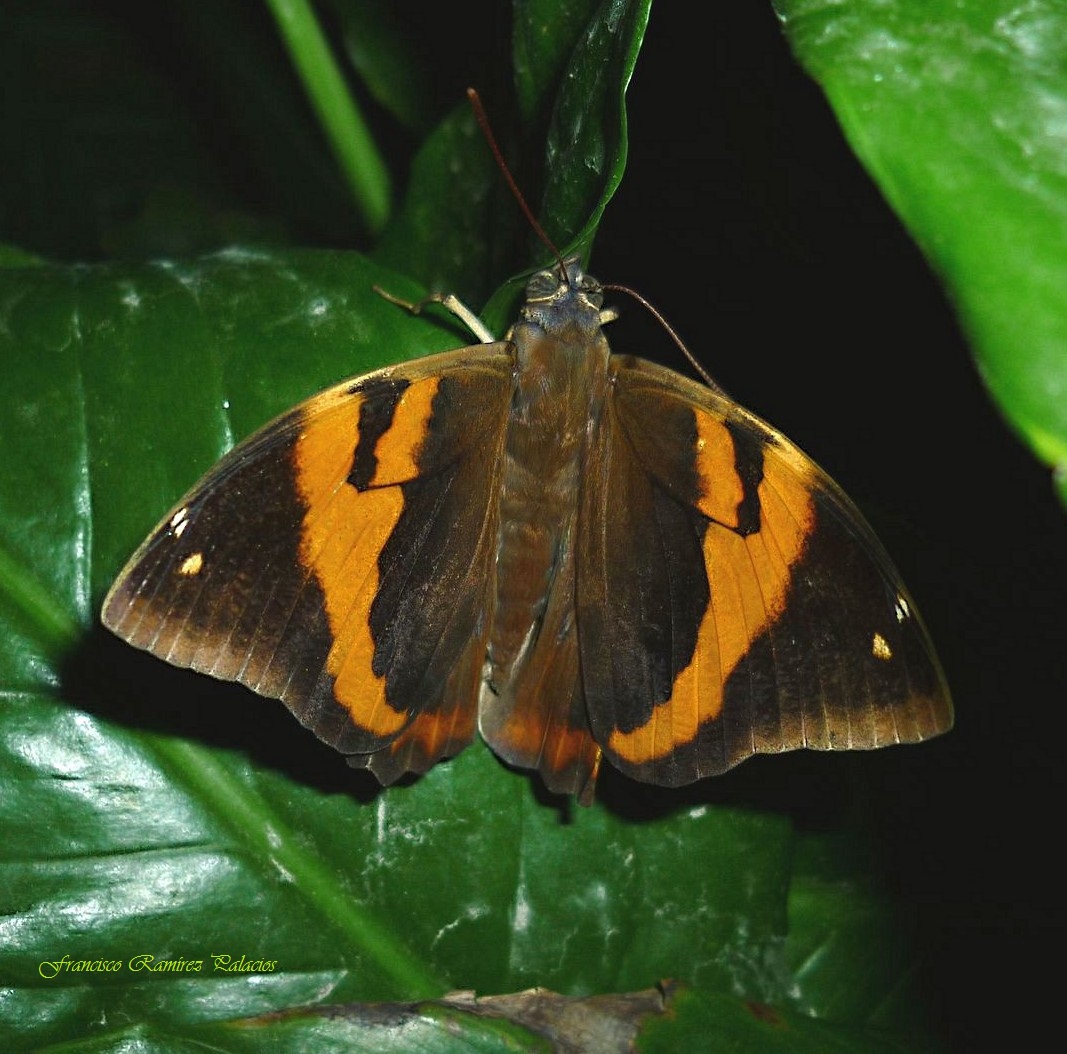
[{"x1": 483, "y1": 262, "x2": 611, "y2": 710}]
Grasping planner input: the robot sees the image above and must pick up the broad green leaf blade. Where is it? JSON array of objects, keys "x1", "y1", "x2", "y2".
[
  {"x1": 0, "y1": 252, "x2": 797, "y2": 1049},
  {"x1": 774, "y1": 0, "x2": 1067, "y2": 506},
  {"x1": 0, "y1": 248, "x2": 939, "y2": 1049}
]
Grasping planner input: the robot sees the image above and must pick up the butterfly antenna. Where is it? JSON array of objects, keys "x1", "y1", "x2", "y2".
[
  {"x1": 467, "y1": 87, "x2": 568, "y2": 278},
  {"x1": 602, "y1": 283, "x2": 717, "y2": 389}
]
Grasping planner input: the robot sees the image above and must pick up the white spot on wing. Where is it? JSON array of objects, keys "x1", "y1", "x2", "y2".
[
  {"x1": 178, "y1": 552, "x2": 203, "y2": 576},
  {"x1": 171, "y1": 507, "x2": 190, "y2": 538}
]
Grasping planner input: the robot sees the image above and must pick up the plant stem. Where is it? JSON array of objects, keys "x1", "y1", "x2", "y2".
[{"x1": 265, "y1": 0, "x2": 392, "y2": 236}]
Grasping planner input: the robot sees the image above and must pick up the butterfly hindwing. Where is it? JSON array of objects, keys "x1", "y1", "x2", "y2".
[
  {"x1": 578, "y1": 355, "x2": 953, "y2": 787},
  {"x1": 102, "y1": 345, "x2": 515, "y2": 777},
  {"x1": 477, "y1": 540, "x2": 602, "y2": 800}
]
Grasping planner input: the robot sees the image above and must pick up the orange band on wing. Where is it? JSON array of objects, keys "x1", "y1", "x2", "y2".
[
  {"x1": 608, "y1": 439, "x2": 815, "y2": 764},
  {"x1": 693, "y1": 414, "x2": 745, "y2": 527},
  {"x1": 370, "y1": 377, "x2": 441, "y2": 486},
  {"x1": 292, "y1": 380, "x2": 439, "y2": 737}
]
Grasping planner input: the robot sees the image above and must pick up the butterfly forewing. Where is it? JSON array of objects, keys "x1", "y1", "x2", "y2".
[{"x1": 103, "y1": 346, "x2": 515, "y2": 774}]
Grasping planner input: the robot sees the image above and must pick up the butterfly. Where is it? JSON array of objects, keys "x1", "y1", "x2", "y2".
[{"x1": 102, "y1": 256, "x2": 953, "y2": 802}]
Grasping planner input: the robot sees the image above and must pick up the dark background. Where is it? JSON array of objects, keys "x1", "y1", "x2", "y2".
[
  {"x1": 611, "y1": 7, "x2": 1066, "y2": 1049},
  {"x1": 5, "y1": 1, "x2": 1063, "y2": 1048}
]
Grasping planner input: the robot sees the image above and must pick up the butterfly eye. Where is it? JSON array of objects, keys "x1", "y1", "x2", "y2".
[
  {"x1": 525, "y1": 270, "x2": 558, "y2": 301},
  {"x1": 578, "y1": 274, "x2": 604, "y2": 309}
]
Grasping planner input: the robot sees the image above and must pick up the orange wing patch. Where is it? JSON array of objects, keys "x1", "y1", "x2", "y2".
[
  {"x1": 692, "y1": 411, "x2": 746, "y2": 528},
  {"x1": 293, "y1": 376, "x2": 441, "y2": 737},
  {"x1": 367, "y1": 379, "x2": 441, "y2": 486},
  {"x1": 607, "y1": 423, "x2": 815, "y2": 766}
]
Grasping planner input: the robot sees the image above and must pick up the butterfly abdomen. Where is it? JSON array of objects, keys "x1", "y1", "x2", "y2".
[{"x1": 491, "y1": 322, "x2": 610, "y2": 663}]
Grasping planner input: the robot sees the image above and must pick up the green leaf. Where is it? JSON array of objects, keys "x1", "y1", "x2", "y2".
[
  {"x1": 372, "y1": 103, "x2": 501, "y2": 308},
  {"x1": 328, "y1": 0, "x2": 435, "y2": 134},
  {"x1": 536, "y1": 0, "x2": 651, "y2": 265},
  {"x1": 0, "y1": 249, "x2": 930, "y2": 1050},
  {"x1": 514, "y1": 0, "x2": 604, "y2": 124},
  {"x1": 775, "y1": 0, "x2": 1067, "y2": 506},
  {"x1": 484, "y1": 0, "x2": 653, "y2": 331}
]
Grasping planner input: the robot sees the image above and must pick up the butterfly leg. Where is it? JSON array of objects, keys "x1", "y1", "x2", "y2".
[{"x1": 372, "y1": 285, "x2": 496, "y2": 344}]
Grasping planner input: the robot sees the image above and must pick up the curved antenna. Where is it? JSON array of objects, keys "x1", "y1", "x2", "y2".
[
  {"x1": 468, "y1": 90, "x2": 715, "y2": 389},
  {"x1": 466, "y1": 87, "x2": 567, "y2": 276},
  {"x1": 602, "y1": 283, "x2": 718, "y2": 390}
]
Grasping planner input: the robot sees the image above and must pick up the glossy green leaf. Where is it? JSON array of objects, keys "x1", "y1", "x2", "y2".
[
  {"x1": 775, "y1": 0, "x2": 1067, "y2": 507},
  {"x1": 513, "y1": 0, "x2": 603, "y2": 124},
  {"x1": 483, "y1": 0, "x2": 654, "y2": 331},
  {"x1": 328, "y1": 0, "x2": 434, "y2": 134},
  {"x1": 0, "y1": 248, "x2": 933, "y2": 1051},
  {"x1": 536, "y1": 0, "x2": 651, "y2": 266}
]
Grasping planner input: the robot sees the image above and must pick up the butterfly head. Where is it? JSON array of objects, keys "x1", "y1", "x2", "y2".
[{"x1": 520, "y1": 257, "x2": 606, "y2": 336}]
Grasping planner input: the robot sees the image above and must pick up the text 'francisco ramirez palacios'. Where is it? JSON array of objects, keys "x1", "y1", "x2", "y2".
[{"x1": 38, "y1": 954, "x2": 278, "y2": 978}]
